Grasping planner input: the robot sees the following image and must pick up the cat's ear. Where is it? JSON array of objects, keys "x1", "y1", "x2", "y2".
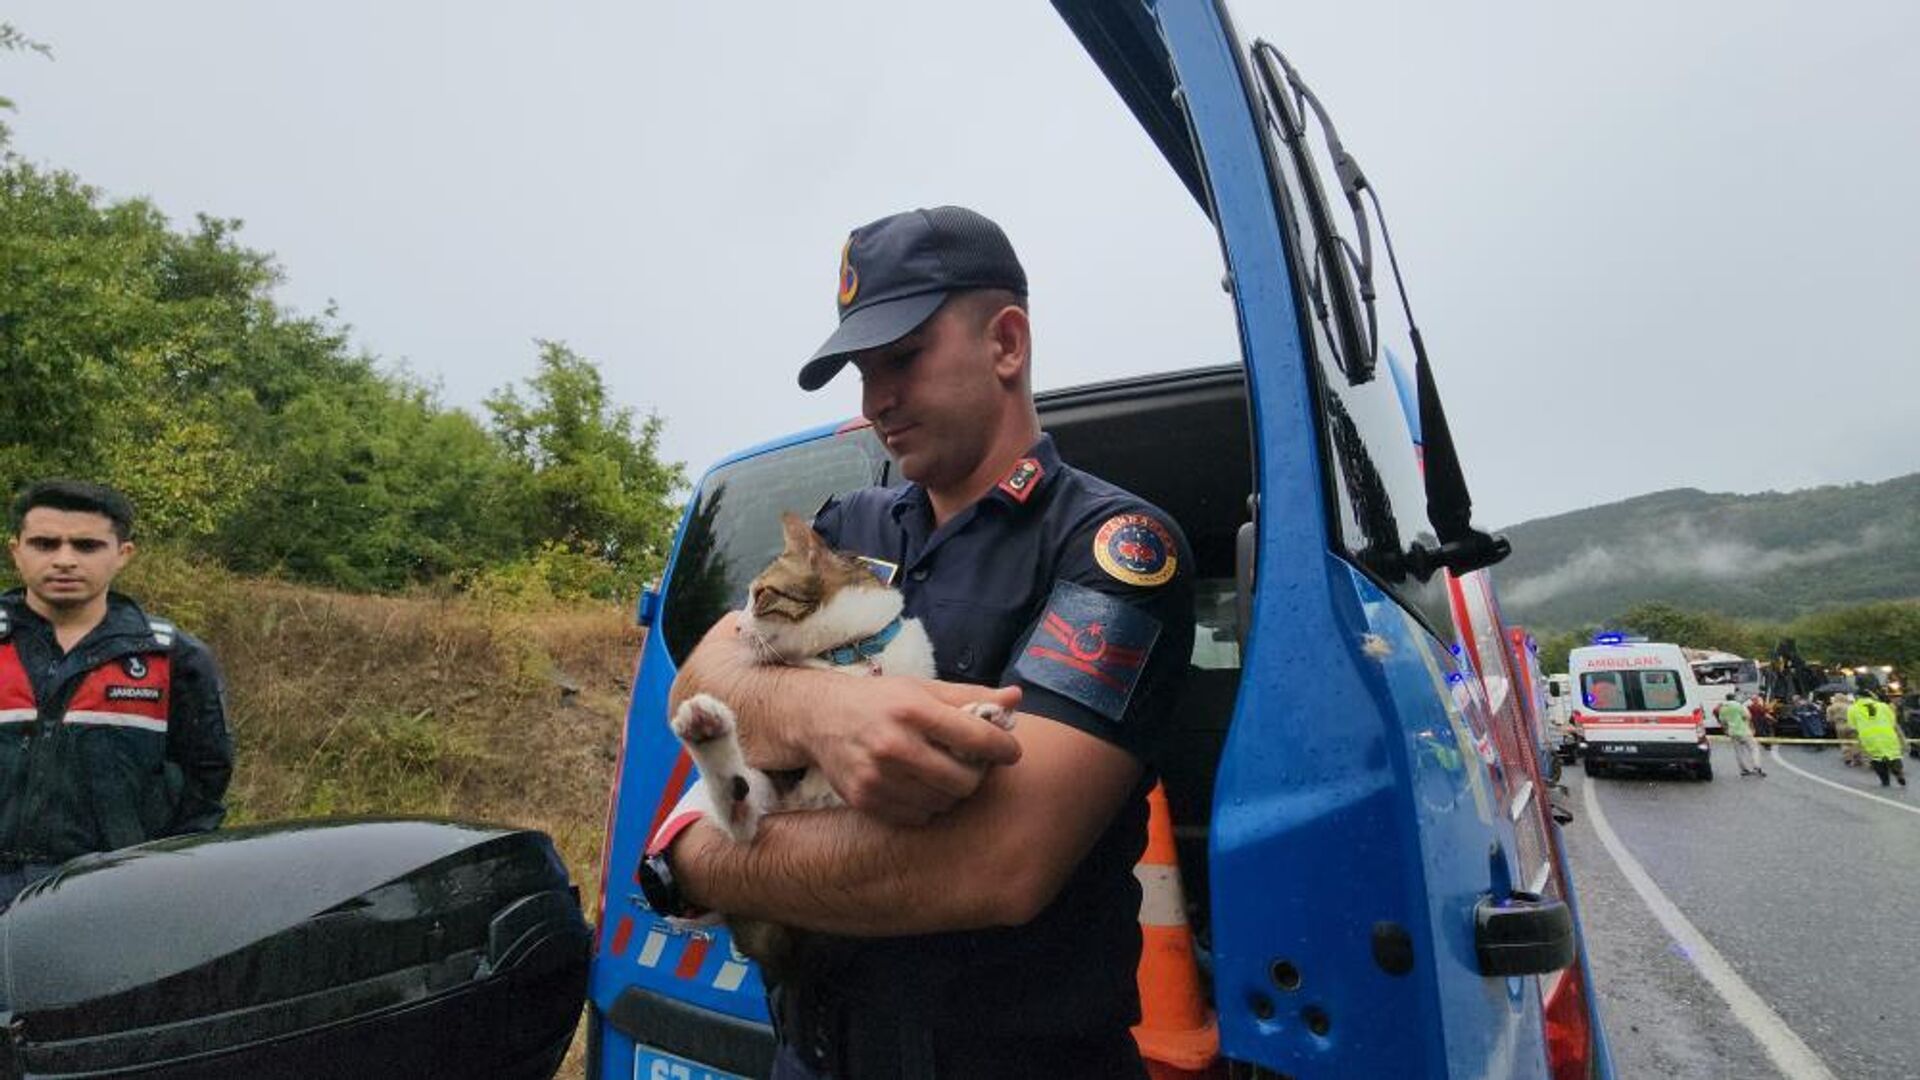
[{"x1": 779, "y1": 511, "x2": 817, "y2": 553}]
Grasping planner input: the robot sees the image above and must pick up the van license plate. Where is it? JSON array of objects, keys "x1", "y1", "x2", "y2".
[
  {"x1": 634, "y1": 1046, "x2": 749, "y2": 1080},
  {"x1": 1599, "y1": 744, "x2": 1638, "y2": 754}
]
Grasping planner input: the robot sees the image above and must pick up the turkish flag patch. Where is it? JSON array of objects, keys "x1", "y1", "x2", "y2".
[{"x1": 1014, "y1": 580, "x2": 1161, "y2": 723}]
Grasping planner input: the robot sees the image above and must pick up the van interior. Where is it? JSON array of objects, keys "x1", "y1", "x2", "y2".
[{"x1": 1037, "y1": 365, "x2": 1252, "y2": 959}]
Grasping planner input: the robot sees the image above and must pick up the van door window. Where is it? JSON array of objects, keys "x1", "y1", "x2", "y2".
[
  {"x1": 1640, "y1": 670, "x2": 1684, "y2": 710},
  {"x1": 1582, "y1": 672, "x2": 1628, "y2": 711},
  {"x1": 1248, "y1": 47, "x2": 1448, "y2": 632},
  {"x1": 659, "y1": 430, "x2": 891, "y2": 665}
]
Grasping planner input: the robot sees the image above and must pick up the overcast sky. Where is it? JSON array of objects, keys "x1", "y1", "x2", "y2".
[{"x1": 6, "y1": 1, "x2": 1916, "y2": 527}]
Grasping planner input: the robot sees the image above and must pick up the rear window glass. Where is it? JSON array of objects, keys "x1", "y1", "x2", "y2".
[
  {"x1": 1640, "y1": 671, "x2": 1684, "y2": 710},
  {"x1": 659, "y1": 430, "x2": 890, "y2": 665},
  {"x1": 1581, "y1": 669, "x2": 1686, "y2": 712}
]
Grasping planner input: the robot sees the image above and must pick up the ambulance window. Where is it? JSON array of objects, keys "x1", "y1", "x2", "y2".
[
  {"x1": 1640, "y1": 671, "x2": 1684, "y2": 710},
  {"x1": 659, "y1": 430, "x2": 891, "y2": 665},
  {"x1": 1582, "y1": 672, "x2": 1628, "y2": 711}
]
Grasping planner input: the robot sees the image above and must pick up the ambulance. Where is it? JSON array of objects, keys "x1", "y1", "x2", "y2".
[{"x1": 1568, "y1": 638, "x2": 1710, "y2": 780}]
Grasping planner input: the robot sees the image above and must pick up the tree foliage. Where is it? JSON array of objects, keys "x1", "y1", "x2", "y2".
[
  {"x1": 0, "y1": 150, "x2": 684, "y2": 596},
  {"x1": 486, "y1": 342, "x2": 684, "y2": 590}
]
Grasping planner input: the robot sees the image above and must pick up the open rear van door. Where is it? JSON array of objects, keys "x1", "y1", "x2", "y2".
[{"x1": 1058, "y1": 2, "x2": 1591, "y2": 1074}]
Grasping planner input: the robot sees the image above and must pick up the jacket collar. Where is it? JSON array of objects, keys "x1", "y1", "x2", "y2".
[
  {"x1": 887, "y1": 433, "x2": 1065, "y2": 524},
  {"x1": 1, "y1": 589, "x2": 156, "y2": 645}
]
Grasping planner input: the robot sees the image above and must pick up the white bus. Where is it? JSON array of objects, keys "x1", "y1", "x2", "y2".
[{"x1": 1686, "y1": 649, "x2": 1763, "y2": 721}]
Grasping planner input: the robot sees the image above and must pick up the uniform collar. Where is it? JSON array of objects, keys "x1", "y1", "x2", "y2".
[
  {"x1": 886, "y1": 433, "x2": 1065, "y2": 524},
  {"x1": 986, "y1": 434, "x2": 1063, "y2": 512},
  {"x1": 0, "y1": 589, "x2": 152, "y2": 643}
]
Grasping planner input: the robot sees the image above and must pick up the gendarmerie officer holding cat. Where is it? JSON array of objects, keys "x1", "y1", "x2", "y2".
[{"x1": 650, "y1": 207, "x2": 1195, "y2": 1079}]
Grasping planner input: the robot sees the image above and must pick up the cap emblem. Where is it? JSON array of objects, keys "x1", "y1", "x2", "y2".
[{"x1": 837, "y1": 237, "x2": 860, "y2": 308}]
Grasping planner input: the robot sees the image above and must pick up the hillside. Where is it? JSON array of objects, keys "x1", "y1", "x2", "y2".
[{"x1": 1495, "y1": 473, "x2": 1920, "y2": 630}]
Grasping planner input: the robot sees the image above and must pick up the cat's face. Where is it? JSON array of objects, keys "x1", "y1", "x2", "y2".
[{"x1": 745, "y1": 513, "x2": 885, "y2": 635}]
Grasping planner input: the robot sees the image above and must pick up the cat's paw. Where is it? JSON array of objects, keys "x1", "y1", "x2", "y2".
[
  {"x1": 672, "y1": 693, "x2": 737, "y2": 745},
  {"x1": 967, "y1": 701, "x2": 1016, "y2": 731}
]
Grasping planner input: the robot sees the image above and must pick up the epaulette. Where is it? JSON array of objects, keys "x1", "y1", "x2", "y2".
[{"x1": 147, "y1": 616, "x2": 177, "y2": 650}]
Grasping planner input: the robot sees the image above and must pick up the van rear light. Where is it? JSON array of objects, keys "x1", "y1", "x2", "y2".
[{"x1": 1543, "y1": 967, "x2": 1594, "y2": 1080}]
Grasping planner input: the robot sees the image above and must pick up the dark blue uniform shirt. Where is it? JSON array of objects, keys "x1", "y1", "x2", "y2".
[{"x1": 801, "y1": 433, "x2": 1195, "y2": 1050}]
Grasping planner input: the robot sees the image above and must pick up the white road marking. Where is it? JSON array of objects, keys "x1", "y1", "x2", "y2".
[
  {"x1": 1580, "y1": 776, "x2": 1837, "y2": 1080},
  {"x1": 1768, "y1": 746, "x2": 1920, "y2": 818}
]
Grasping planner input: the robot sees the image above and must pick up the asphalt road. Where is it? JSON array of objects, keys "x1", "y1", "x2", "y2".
[{"x1": 1559, "y1": 740, "x2": 1920, "y2": 1080}]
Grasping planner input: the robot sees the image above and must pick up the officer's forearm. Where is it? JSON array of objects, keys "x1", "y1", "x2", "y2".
[
  {"x1": 673, "y1": 804, "x2": 1027, "y2": 936},
  {"x1": 669, "y1": 612, "x2": 834, "y2": 771},
  {"x1": 672, "y1": 716, "x2": 1137, "y2": 935}
]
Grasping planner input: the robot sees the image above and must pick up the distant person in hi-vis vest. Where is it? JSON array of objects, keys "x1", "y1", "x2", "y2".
[{"x1": 1, "y1": 480, "x2": 232, "y2": 902}]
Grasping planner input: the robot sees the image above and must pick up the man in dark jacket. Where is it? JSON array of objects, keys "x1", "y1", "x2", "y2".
[{"x1": 2, "y1": 480, "x2": 232, "y2": 901}]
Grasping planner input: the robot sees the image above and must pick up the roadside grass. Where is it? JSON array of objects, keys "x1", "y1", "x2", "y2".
[
  {"x1": 119, "y1": 550, "x2": 636, "y2": 1075},
  {"x1": 119, "y1": 546, "x2": 633, "y2": 876}
]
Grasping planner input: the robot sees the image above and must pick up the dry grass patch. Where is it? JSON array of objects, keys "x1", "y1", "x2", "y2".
[{"x1": 120, "y1": 552, "x2": 636, "y2": 916}]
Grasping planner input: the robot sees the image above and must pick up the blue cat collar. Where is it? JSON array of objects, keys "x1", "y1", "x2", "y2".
[{"x1": 819, "y1": 617, "x2": 904, "y2": 667}]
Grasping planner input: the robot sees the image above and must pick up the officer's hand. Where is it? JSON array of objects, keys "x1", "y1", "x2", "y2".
[{"x1": 817, "y1": 677, "x2": 1023, "y2": 826}]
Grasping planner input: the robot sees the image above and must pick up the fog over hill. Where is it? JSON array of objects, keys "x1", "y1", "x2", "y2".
[{"x1": 1493, "y1": 474, "x2": 1920, "y2": 630}]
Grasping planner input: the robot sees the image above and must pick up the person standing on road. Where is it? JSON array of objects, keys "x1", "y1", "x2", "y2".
[
  {"x1": 1830, "y1": 693, "x2": 1867, "y2": 767},
  {"x1": 646, "y1": 207, "x2": 1196, "y2": 1079},
  {"x1": 1747, "y1": 695, "x2": 1774, "y2": 739},
  {"x1": 1717, "y1": 695, "x2": 1766, "y2": 778},
  {"x1": 1828, "y1": 693, "x2": 1857, "y2": 764},
  {"x1": 1848, "y1": 690, "x2": 1908, "y2": 788},
  {"x1": 1, "y1": 481, "x2": 233, "y2": 902}
]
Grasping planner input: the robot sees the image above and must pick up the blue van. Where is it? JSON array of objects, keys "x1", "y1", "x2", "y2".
[{"x1": 587, "y1": 2, "x2": 1612, "y2": 1077}]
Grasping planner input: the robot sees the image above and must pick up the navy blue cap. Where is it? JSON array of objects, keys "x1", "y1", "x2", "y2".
[{"x1": 799, "y1": 206, "x2": 1027, "y2": 391}]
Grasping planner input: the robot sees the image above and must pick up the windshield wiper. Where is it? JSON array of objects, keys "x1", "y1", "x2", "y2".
[{"x1": 1253, "y1": 41, "x2": 1509, "y2": 578}]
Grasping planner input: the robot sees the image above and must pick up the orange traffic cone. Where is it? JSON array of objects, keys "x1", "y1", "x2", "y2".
[{"x1": 1131, "y1": 782, "x2": 1223, "y2": 1079}]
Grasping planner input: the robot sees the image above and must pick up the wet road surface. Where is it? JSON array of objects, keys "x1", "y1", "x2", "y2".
[{"x1": 1558, "y1": 740, "x2": 1919, "y2": 1080}]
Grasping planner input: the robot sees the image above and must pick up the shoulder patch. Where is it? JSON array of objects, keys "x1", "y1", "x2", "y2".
[
  {"x1": 1014, "y1": 579, "x2": 1162, "y2": 723},
  {"x1": 1093, "y1": 513, "x2": 1178, "y2": 587}
]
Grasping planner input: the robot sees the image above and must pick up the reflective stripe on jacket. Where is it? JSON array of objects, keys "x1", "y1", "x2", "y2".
[
  {"x1": 1849, "y1": 700, "x2": 1902, "y2": 761},
  {"x1": 0, "y1": 592, "x2": 231, "y2": 864}
]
